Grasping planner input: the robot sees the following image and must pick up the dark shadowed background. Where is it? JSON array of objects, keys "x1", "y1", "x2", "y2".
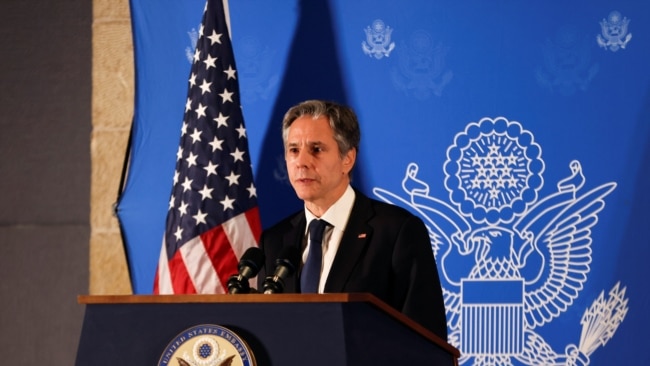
[{"x1": 0, "y1": 0, "x2": 90, "y2": 364}]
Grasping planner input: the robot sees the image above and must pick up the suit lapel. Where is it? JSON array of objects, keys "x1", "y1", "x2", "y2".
[
  {"x1": 280, "y1": 213, "x2": 306, "y2": 293},
  {"x1": 324, "y1": 192, "x2": 374, "y2": 292},
  {"x1": 285, "y1": 213, "x2": 306, "y2": 249}
]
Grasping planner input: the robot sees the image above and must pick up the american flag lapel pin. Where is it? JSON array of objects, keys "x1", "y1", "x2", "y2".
[{"x1": 358, "y1": 233, "x2": 367, "y2": 238}]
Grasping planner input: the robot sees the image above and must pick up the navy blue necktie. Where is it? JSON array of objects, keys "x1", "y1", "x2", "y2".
[{"x1": 300, "y1": 219, "x2": 328, "y2": 293}]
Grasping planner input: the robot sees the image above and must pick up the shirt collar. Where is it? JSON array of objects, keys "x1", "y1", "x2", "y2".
[{"x1": 304, "y1": 185, "x2": 355, "y2": 232}]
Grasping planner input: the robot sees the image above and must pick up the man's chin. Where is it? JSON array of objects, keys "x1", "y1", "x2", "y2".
[
  {"x1": 293, "y1": 187, "x2": 317, "y2": 202},
  {"x1": 294, "y1": 192, "x2": 314, "y2": 202}
]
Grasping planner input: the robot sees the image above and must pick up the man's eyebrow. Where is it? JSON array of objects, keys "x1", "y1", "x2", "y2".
[{"x1": 286, "y1": 140, "x2": 324, "y2": 146}]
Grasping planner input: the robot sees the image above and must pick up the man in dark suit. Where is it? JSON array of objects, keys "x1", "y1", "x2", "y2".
[{"x1": 257, "y1": 100, "x2": 447, "y2": 340}]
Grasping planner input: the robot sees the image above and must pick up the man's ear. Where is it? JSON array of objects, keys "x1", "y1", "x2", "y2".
[{"x1": 342, "y1": 148, "x2": 357, "y2": 174}]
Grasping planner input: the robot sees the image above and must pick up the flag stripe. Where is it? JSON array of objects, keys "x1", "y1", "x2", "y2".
[
  {"x1": 201, "y1": 223, "x2": 238, "y2": 292},
  {"x1": 154, "y1": 242, "x2": 172, "y2": 294},
  {"x1": 180, "y1": 236, "x2": 222, "y2": 293},
  {"x1": 245, "y1": 206, "x2": 263, "y2": 243},
  {"x1": 223, "y1": 210, "x2": 258, "y2": 257},
  {"x1": 169, "y1": 248, "x2": 198, "y2": 294}
]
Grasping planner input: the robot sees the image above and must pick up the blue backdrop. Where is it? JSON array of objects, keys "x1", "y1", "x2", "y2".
[{"x1": 117, "y1": 1, "x2": 649, "y2": 364}]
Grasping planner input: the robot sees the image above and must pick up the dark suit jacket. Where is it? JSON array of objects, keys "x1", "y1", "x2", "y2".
[{"x1": 257, "y1": 190, "x2": 448, "y2": 340}]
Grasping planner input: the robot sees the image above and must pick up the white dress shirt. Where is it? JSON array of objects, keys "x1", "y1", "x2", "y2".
[{"x1": 302, "y1": 185, "x2": 355, "y2": 293}]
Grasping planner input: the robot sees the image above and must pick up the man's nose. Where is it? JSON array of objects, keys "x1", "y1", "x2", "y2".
[{"x1": 294, "y1": 149, "x2": 311, "y2": 167}]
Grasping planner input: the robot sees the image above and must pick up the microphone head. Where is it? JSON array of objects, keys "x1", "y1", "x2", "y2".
[
  {"x1": 275, "y1": 245, "x2": 300, "y2": 276},
  {"x1": 262, "y1": 246, "x2": 301, "y2": 294},
  {"x1": 238, "y1": 246, "x2": 265, "y2": 277}
]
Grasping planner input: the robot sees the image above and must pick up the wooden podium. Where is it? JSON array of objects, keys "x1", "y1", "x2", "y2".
[{"x1": 76, "y1": 293, "x2": 459, "y2": 366}]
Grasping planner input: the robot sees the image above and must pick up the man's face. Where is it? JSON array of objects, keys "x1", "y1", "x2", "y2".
[{"x1": 285, "y1": 115, "x2": 355, "y2": 211}]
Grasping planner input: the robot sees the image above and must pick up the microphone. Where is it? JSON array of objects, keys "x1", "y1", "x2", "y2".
[
  {"x1": 227, "y1": 247, "x2": 265, "y2": 294},
  {"x1": 262, "y1": 246, "x2": 300, "y2": 294}
]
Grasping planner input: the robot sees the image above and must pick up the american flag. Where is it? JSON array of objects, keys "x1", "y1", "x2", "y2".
[{"x1": 154, "y1": 0, "x2": 262, "y2": 294}]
